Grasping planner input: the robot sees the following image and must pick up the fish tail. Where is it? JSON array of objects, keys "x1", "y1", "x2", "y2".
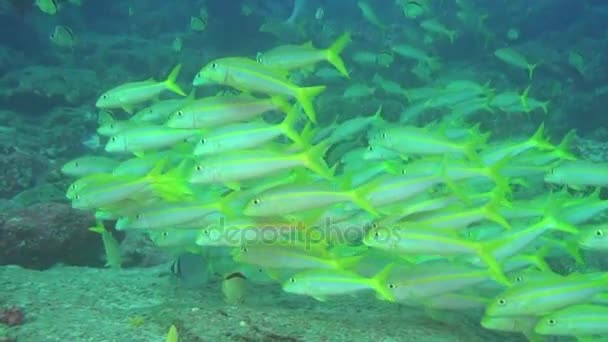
[
  {"x1": 371, "y1": 263, "x2": 395, "y2": 302},
  {"x1": 352, "y1": 179, "x2": 381, "y2": 217},
  {"x1": 280, "y1": 106, "x2": 305, "y2": 147},
  {"x1": 527, "y1": 63, "x2": 538, "y2": 80},
  {"x1": 476, "y1": 243, "x2": 510, "y2": 286},
  {"x1": 149, "y1": 158, "x2": 194, "y2": 201},
  {"x1": 164, "y1": 64, "x2": 187, "y2": 96},
  {"x1": 528, "y1": 122, "x2": 553, "y2": 150},
  {"x1": 325, "y1": 32, "x2": 352, "y2": 78},
  {"x1": 166, "y1": 324, "x2": 179, "y2": 342},
  {"x1": 541, "y1": 100, "x2": 550, "y2": 115},
  {"x1": 270, "y1": 95, "x2": 292, "y2": 115},
  {"x1": 482, "y1": 192, "x2": 511, "y2": 230},
  {"x1": 295, "y1": 85, "x2": 326, "y2": 123},
  {"x1": 519, "y1": 84, "x2": 531, "y2": 110},
  {"x1": 486, "y1": 156, "x2": 511, "y2": 196},
  {"x1": 301, "y1": 141, "x2": 334, "y2": 179}
]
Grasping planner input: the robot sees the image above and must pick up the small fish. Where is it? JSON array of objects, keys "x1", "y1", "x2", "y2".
[
  {"x1": 61, "y1": 156, "x2": 120, "y2": 177},
  {"x1": 315, "y1": 7, "x2": 324, "y2": 20},
  {"x1": 96, "y1": 64, "x2": 186, "y2": 113},
  {"x1": 357, "y1": 1, "x2": 387, "y2": 30},
  {"x1": 172, "y1": 37, "x2": 183, "y2": 53},
  {"x1": 35, "y1": 0, "x2": 59, "y2": 15},
  {"x1": 190, "y1": 16, "x2": 207, "y2": 32},
  {"x1": 222, "y1": 272, "x2": 247, "y2": 305},
  {"x1": 193, "y1": 57, "x2": 325, "y2": 123},
  {"x1": 257, "y1": 32, "x2": 351, "y2": 77},
  {"x1": 534, "y1": 304, "x2": 608, "y2": 337},
  {"x1": 494, "y1": 47, "x2": 538, "y2": 80},
  {"x1": 49, "y1": 25, "x2": 75, "y2": 48}
]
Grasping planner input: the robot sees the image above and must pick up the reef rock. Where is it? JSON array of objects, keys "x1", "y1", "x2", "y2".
[{"x1": 0, "y1": 203, "x2": 100, "y2": 269}]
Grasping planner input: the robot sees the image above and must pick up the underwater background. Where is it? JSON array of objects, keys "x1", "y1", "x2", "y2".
[{"x1": 2, "y1": 0, "x2": 608, "y2": 341}]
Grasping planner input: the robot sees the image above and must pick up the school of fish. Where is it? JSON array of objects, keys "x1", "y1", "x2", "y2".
[{"x1": 54, "y1": 1, "x2": 608, "y2": 341}]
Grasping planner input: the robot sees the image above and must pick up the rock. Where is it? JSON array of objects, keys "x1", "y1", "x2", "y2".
[
  {"x1": 0, "y1": 203, "x2": 100, "y2": 269},
  {"x1": 0, "y1": 145, "x2": 48, "y2": 200}
]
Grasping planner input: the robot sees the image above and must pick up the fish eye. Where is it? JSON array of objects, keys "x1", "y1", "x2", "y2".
[
  {"x1": 289, "y1": 277, "x2": 296, "y2": 283},
  {"x1": 200, "y1": 138, "x2": 207, "y2": 144},
  {"x1": 195, "y1": 165, "x2": 203, "y2": 171},
  {"x1": 176, "y1": 111, "x2": 183, "y2": 117},
  {"x1": 515, "y1": 276, "x2": 524, "y2": 283},
  {"x1": 109, "y1": 124, "x2": 115, "y2": 129},
  {"x1": 371, "y1": 223, "x2": 378, "y2": 229},
  {"x1": 367, "y1": 146, "x2": 373, "y2": 151},
  {"x1": 548, "y1": 319, "x2": 556, "y2": 325},
  {"x1": 111, "y1": 136, "x2": 117, "y2": 142},
  {"x1": 162, "y1": 231, "x2": 169, "y2": 237},
  {"x1": 497, "y1": 298, "x2": 507, "y2": 305},
  {"x1": 240, "y1": 246, "x2": 248, "y2": 252},
  {"x1": 388, "y1": 283, "x2": 395, "y2": 289},
  {"x1": 381, "y1": 132, "x2": 387, "y2": 139},
  {"x1": 596, "y1": 229, "x2": 603, "y2": 237},
  {"x1": 374, "y1": 231, "x2": 381, "y2": 238},
  {"x1": 75, "y1": 195, "x2": 80, "y2": 200},
  {"x1": 252, "y1": 198, "x2": 261, "y2": 205},
  {"x1": 211, "y1": 63, "x2": 218, "y2": 69},
  {"x1": 135, "y1": 214, "x2": 142, "y2": 219},
  {"x1": 102, "y1": 95, "x2": 108, "y2": 99},
  {"x1": 74, "y1": 162, "x2": 79, "y2": 167}
]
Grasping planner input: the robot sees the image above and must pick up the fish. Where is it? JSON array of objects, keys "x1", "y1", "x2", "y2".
[
  {"x1": 35, "y1": 0, "x2": 59, "y2": 15},
  {"x1": 193, "y1": 57, "x2": 325, "y2": 123},
  {"x1": 544, "y1": 160, "x2": 608, "y2": 187},
  {"x1": 494, "y1": 47, "x2": 538, "y2": 80},
  {"x1": 190, "y1": 16, "x2": 207, "y2": 32},
  {"x1": 61, "y1": 156, "x2": 120, "y2": 177},
  {"x1": 282, "y1": 265, "x2": 394, "y2": 301},
  {"x1": 89, "y1": 221, "x2": 122, "y2": 269},
  {"x1": 105, "y1": 125, "x2": 199, "y2": 154},
  {"x1": 534, "y1": 304, "x2": 608, "y2": 337},
  {"x1": 420, "y1": 19, "x2": 457, "y2": 43},
  {"x1": 49, "y1": 25, "x2": 75, "y2": 49},
  {"x1": 193, "y1": 107, "x2": 303, "y2": 156},
  {"x1": 166, "y1": 95, "x2": 291, "y2": 129},
  {"x1": 357, "y1": 1, "x2": 387, "y2": 30},
  {"x1": 257, "y1": 32, "x2": 351, "y2": 77},
  {"x1": 96, "y1": 64, "x2": 186, "y2": 113},
  {"x1": 222, "y1": 272, "x2": 247, "y2": 304},
  {"x1": 188, "y1": 143, "x2": 333, "y2": 188}
]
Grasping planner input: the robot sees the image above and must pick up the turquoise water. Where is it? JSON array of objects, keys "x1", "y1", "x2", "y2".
[{"x1": 1, "y1": 1, "x2": 608, "y2": 341}]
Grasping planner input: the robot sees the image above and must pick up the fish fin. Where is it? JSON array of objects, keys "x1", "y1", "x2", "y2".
[
  {"x1": 166, "y1": 324, "x2": 178, "y2": 342},
  {"x1": 351, "y1": 179, "x2": 381, "y2": 217},
  {"x1": 149, "y1": 158, "x2": 194, "y2": 201},
  {"x1": 280, "y1": 105, "x2": 305, "y2": 147},
  {"x1": 527, "y1": 63, "x2": 539, "y2": 80},
  {"x1": 325, "y1": 32, "x2": 351, "y2": 78},
  {"x1": 482, "y1": 191, "x2": 511, "y2": 230},
  {"x1": 164, "y1": 64, "x2": 187, "y2": 96},
  {"x1": 270, "y1": 95, "x2": 293, "y2": 114},
  {"x1": 225, "y1": 182, "x2": 241, "y2": 191},
  {"x1": 476, "y1": 242, "x2": 511, "y2": 286},
  {"x1": 371, "y1": 263, "x2": 395, "y2": 302},
  {"x1": 528, "y1": 122, "x2": 553, "y2": 150},
  {"x1": 301, "y1": 141, "x2": 334, "y2": 179},
  {"x1": 122, "y1": 105, "x2": 134, "y2": 114},
  {"x1": 295, "y1": 85, "x2": 326, "y2": 123}
]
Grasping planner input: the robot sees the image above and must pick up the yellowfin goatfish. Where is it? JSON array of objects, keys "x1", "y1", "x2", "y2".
[
  {"x1": 256, "y1": 32, "x2": 351, "y2": 78},
  {"x1": 193, "y1": 108, "x2": 303, "y2": 156},
  {"x1": 105, "y1": 125, "x2": 199, "y2": 154},
  {"x1": 192, "y1": 57, "x2": 325, "y2": 123},
  {"x1": 494, "y1": 47, "x2": 538, "y2": 80},
  {"x1": 544, "y1": 160, "x2": 608, "y2": 187},
  {"x1": 282, "y1": 266, "x2": 394, "y2": 302},
  {"x1": 35, "y1": 0, "x2": 59, "y2": 15},
  {"x1": 96, "y1": 64, "x2": 186, "y2": 113},
  {"x1": 534, "y1": 304, "x2": 608, "y2": 337},
  {"x1": 167, "y1": 95, "x2": 291, "y2": 129},
  {"x1": 188, "y1": 144, "x2": 333, "y2": 188},
  {"x1": 49, "y1": 25, "x2": 75, "y2": 49}
]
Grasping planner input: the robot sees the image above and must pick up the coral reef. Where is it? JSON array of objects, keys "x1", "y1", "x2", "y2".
[
  {"x1": 0, "y1": 203, "x2": 100, "y2": 269},
  {"x1": 0, "y1": 144, "x2": 47, "y2": 200}
]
